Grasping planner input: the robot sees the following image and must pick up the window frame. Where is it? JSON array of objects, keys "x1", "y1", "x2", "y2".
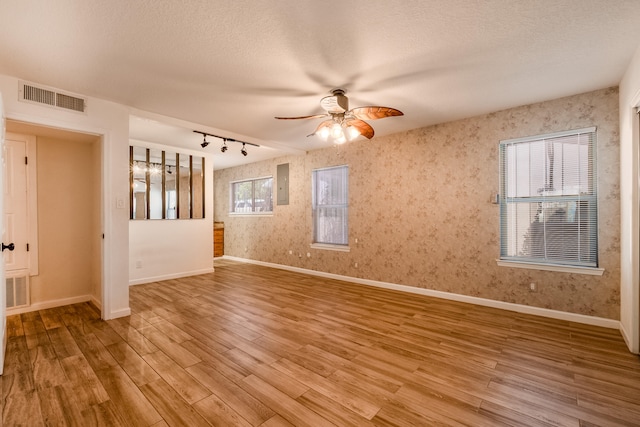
[
  {"x1": 229, "y1": 175, "x2": 274, "y2": 216},
  {"x1": 311, "y1": 165, "x2": 350, "y2": 250},
  {"x1": 497, "y1": 127, "x2": 603, "y2": 275}
]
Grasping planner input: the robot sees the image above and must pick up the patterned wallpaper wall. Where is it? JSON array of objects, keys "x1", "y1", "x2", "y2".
[{"x1": 214, "y1": 87, "x2": 621, "y2": 320}]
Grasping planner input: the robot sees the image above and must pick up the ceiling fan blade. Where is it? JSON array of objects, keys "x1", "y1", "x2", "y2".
[
  {"x1": 275, "y1": 114, "x2": 328, "y2": 120},
  {"x1": 350, "y1": 106, "x2": 404, "y2": 120},
  {"x1": 345, "y1": 119, "x2": 375, "y2": 139}
]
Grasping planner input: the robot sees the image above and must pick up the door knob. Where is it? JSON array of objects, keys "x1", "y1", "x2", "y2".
[{"x1": 2, "y1": 243, "x2": 15, "y2": 252}]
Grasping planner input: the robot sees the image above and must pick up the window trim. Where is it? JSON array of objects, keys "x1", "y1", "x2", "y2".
[
  {"x1": 310, "y1": 243, "x2": 351, "y2": 252},
  {"x1": 496, "y1": 260, "x2": 604, "y2": 276},
  {"x1": 498, "y1": 126, "x2": 599, "y2": 270},
  {"x1": 312, "y1": 165, "x2": 349, "y2": 247},
  {"x1": 229, "y1": 175, "x2": 274, "y2": 215}
]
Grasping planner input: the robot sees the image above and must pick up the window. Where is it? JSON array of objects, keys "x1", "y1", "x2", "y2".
[
  {"x1": 499, "y1": 127, "x2": 597, "y2": 269},
  {"x1": 230, "y1": 176, "x2": 273, "y2": 214},
  {"x1": 312, "y1": 165, "x2": 349, "y2": 246}
]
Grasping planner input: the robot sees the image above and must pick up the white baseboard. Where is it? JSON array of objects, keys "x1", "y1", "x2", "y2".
[
  {"x1": 129, "y1": 268, "x2": 215, "y2": 286},
  {"x1": 620, "y1": 321, "x2": 639, "y2": 354},
  {"x1": 223, "y1": 256, "x2": 621, "y2": 330},
  {"x1": 90, "y1": 295, "x2": 102, "y2": 310},
  {"x1": 6, "y1": 294, "x2": 93, "y2": 316},
  {"x1": 106, "y1": 307, "x2": 132, "y2": 320}
]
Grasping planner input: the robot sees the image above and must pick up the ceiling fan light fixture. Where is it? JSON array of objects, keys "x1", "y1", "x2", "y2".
[
  {"x1": 318, "y1": 127, "x2": 330, "y2": 141},
  {"x1": 346, "y1": 125, "x2": 360, "y2": 141},
  {"x1": 331, "y1": 122, "x2": 343, "y2": 139},
  {"x1": 335, "y1": 135, "x2": 347, "y2": 145}
]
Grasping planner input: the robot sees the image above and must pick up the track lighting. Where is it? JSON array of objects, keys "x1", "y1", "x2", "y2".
[{"x1": 193, "y1": 130, "x2": 259, "y2": 154}]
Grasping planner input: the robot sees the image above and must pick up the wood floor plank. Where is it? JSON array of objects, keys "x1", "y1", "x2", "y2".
[
  {"x1": 138, "y1": 326, "x2": 201, "y2": 368},
  {"x1": 81, "y1": 400, "x2": 128, "y2": 427},
  {"x1": 106, "y1": 341, "x2": 161, "y2": 386},
  {"x1": 2, "y1": 261, "x2": 639, "y2": 427},
  {"x1": 186, "y1": 361, "x2": 275, "y2": 425},
  {"x1": 60, "y1": 354, "x2": 110, "y2": 407},
  {"x1": 259, "y1": 414, "x2": 296, "y2": 427},
  {"x1": 142, "y1": 350, "x2": 211, "y2": 404},
  {"x1": 38, "y1": 383, "x2": 89, "y2": 426},
  {"x1": 192, "y1": 393, "x2": 253, "y2": 427},
  {"x1": 296, "y1": 388, "x2": 378, "y2": 427},
  {"x1": 106, "y1": 321, "x2": 159, "y2": 356},
  {"x1": 4, "y1": 389, "x2": 44, "y2": 426},
  {"x1": 94, "y1": 365, "x2": 163, "y2": 426},
  {"x1": 272, "y1": 358, "x2": 381, "y2": 419},
  {"x1": 6, "y1": 314, "x2": 24, "y2": 338},
  {"x1": 139, "y1": 378, "x2": 211, "y2": 427},
  {"x1": 240, "y1": 374, "x2": 337, "y2": 427}
]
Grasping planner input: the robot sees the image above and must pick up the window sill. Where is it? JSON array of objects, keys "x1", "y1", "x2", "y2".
[
  {"x1": 496, "y1": 260, "x2": 604, "y2": 276},
  {"x1": 310, "y1": 243, "x2": 351, "y2": 252},
  {"x1": 229, "y1": 213, "x2": 273, "y2": 218}
]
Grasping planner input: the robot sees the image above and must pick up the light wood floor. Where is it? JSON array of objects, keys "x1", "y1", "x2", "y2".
[{"x1": 2, "y1": 260, "x2": 640, "y2": 426}]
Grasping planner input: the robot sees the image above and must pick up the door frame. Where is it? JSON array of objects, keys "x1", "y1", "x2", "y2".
[{"x1": 4, "y1": 112, "x2": 110, "y2": 319}]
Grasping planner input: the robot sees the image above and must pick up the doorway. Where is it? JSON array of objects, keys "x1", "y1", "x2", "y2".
[{"x1": 5, "y1": 120, "x2": 103, "y2": 315}]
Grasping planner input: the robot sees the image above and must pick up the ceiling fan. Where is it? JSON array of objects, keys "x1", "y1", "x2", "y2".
[{"x1": 275, "y1": 88, "x2": 403, "y2": 143}]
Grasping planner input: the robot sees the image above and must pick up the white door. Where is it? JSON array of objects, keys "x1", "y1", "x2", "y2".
[
  {"x1": 0, "y1": 93, "x2": 7, "y2": 375},
  {"x1": 3, "y1": 135, "x2": 28, "y2": 274}
]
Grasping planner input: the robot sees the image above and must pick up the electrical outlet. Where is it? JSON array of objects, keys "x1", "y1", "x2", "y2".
[{"x1": 530, "y1": 282, "x2": 537, "y2": 291}]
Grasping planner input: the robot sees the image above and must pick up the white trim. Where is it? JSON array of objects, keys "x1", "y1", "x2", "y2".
[
  {"x1": 310, "y1": 243, "x2": 351, "y2": 252},
  {"x1": 109, "y1": 307, "x2": 132, "y2": 318},
  {"x1": 90, "y1": 295, "x2": 102, "y2": 311},
  {"x1": 6, "y1": 294, "x2": 93, "y2": 316},
  {"x1": 129, "y1": 267, "x2": 214, "y2": 286},
  {"x1": 26, "y1": 133, "x2": 39, "y2": 276},
  {"x1": 496, "y1": 260, "x2": 605, "y2": 276},
  {"x1": 4, "y1": 111, "x2": 121, "y2": 322},
  {"x1": 224, "y1": 256, "x2": 620, "y2": 330},
  {"x1": 228, "y1": 213, "x2": 273, "y2": 218},
  {"x1": 620, "y1": 320, "x2": 634, "y2": 352},
  {"x1": 229, "y1": 175, "x2": 273, "y2": 184},
  {"x1": 500, "y1": 126, "x2": 597, "y2": 145}
]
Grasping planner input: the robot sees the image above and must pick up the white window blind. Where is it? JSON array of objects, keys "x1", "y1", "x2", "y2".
[
  {"x1": 312, "y1": 165, "x2": 349, "y2": 245},
  {"x1": 499, "y1": 127, "x2": 598, "y2": 268}
]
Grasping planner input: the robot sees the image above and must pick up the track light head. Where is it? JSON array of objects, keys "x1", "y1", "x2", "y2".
[
  {"x1": 200, "y1": 135, "x2": 209, "y2": 148},
  {"x1": 221, "y1": 140, "x2": 228, "y2": 153},
  {"x1": 241, "y1": 143, "x2": 248, "y2": 156}
]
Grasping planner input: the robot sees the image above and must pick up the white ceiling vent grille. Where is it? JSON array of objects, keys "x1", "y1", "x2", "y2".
[{"x1": 19, "y1": 81, "x2": 87, "y2": 113}]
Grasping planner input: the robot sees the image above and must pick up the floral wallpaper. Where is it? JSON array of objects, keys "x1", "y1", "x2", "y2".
[{"x1": 214, "y1": 87, "x2": 621, "y2": 320}]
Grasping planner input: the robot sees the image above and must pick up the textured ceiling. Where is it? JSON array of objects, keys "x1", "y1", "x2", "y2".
[{"x1": 1, "y1": 1, "x2": 640, "y2": 169}]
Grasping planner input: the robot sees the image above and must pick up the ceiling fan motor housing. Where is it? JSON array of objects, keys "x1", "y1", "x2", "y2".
[{"x1": 320, "y1": 90, "x2": 349, "y2": 113}]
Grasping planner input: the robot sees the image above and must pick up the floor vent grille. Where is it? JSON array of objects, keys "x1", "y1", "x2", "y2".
[
  {"x1": 6, "y1": 275, "x2": 29, "y2": 309},
  {"x1": 19, "y1": 81, "x2": 86, "y2": 113}
]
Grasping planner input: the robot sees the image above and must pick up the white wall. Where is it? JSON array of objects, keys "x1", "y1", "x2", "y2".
[
  {"x1": 619, "y1": 46, "x2": 640, "y2": 353},
  {"x1": 128, "y1": 141, "x2": 214, "y2": 285},
  {"x1": 0, "y1": 74, "x2": 131, "y2": 320}
]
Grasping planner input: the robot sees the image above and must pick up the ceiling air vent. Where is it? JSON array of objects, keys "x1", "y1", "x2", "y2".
[{"x1": 19, "y1": 81, "x2": 86, "y2": 113}]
